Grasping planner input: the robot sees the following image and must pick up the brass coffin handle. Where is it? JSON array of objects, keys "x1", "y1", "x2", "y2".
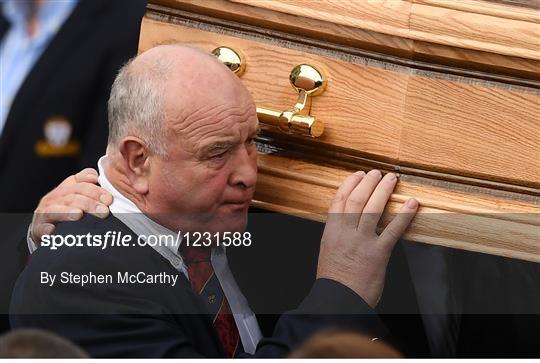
[
  {"x1": 212, "y1": 46, "x2": 246, "y2": 76},
  {"x1": 260, "y1": 64, "x2": 326, "y2": 138},
  {"x1": 257, "y1": 106, "x2": 324, "y2": 138},
  {"x1": 212, "y1": 47, "x2": 326, "y2": 138}
]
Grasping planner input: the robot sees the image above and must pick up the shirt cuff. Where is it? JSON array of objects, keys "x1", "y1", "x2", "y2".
[{"x1": 26, "y1": 224, "x2": 37, "y2": 254}]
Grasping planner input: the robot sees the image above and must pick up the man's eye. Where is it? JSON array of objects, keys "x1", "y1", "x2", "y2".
[{"x1": 209, "y1": 151, "x2": 227, "y2": 160}]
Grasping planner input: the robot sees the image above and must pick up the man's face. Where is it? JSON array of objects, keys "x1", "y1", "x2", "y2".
[{"x1": 146, "y1": 67, "x2": 259, "y2": 234}]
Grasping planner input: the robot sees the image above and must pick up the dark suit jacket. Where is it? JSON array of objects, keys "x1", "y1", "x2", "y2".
[
  {"x1": 0, "y1": 0, "x2": 146, "y2": 328},
  {"x1": 10, "y1": 215, "x2": 388, "y2": 358},
  {"x1": 0, "y1": 0, "x2": 146, "y2": 213}
]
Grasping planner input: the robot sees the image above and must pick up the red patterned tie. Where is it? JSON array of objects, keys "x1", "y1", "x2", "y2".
[{"x1": 180, "y1": 245, "x2": 240, "y2": 357}]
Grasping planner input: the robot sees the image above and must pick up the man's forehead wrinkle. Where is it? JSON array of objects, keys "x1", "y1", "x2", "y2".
[
  {"x1": 194, "y1": 127, "x2": 239, "y2": 152},
  {"x1": 173, "y1": 97, "x2": 253, "y2": 133},
  {"x1": 166, "y1": 101, "x2": 224, "y2": 139},
  {"x1": 185, "y1": 115, "x2": 247, "y2": 149},
  {"x1": 187, "y1": 101, "x2": 253, "y2": 126},
  {"x1": 179, "y1": 108, "x2": 256, "y2": 156},
  {"x1": 182, "y1": 104, "x2": 255, "y2": 142}
]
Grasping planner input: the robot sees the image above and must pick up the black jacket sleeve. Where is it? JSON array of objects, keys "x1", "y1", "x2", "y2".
[{"x1": 249, "y1": 278, "x2": 389, "y2": 357}]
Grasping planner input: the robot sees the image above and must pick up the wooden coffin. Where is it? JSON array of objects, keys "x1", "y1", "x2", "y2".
[{"x1": 139, "y1": 0, "x2": 540, "y2": 262}]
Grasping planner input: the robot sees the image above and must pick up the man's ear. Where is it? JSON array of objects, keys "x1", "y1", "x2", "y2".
[{"x1": 118, "y1": 136, "x2": 151, "y2": 195}]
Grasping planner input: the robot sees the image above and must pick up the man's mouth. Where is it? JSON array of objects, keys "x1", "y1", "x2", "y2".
[{"x1": 223, "y1": 199, "x2": 251, "y2": 210}]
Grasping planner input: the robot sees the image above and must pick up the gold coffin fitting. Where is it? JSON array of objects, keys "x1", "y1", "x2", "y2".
[{"x1": 212, "y1": 47, "x2": 326, "y2": 138}]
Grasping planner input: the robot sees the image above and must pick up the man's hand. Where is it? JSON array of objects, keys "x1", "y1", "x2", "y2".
[
  {"x1": 30, "y1": 168, "x2": 113, "y2": 242},
  {"x1": 317, "y1": 170, "x2": 419, "y2": 308}
]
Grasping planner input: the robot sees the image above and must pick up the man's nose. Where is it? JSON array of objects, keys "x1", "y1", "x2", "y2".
[{"x1": 230, "y1": 145, "x2": 257, "y2": 189}]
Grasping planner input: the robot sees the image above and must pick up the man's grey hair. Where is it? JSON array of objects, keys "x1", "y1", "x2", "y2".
[{"x1": 107, "y1": 56, "x2": 173, "y2": 157}]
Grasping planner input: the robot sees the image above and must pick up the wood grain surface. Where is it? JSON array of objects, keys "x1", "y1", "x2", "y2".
[
  {"x1": 141, "y1": 1, "x2": 540, "y2": 261},
  {"x1": 152, "y1": 0, "x2": 540, "y2": 80},
  {"x1": 400, "y1": 76, "x2": 540, "y2": 186},
  {"x1": 231, "y1": 0, "x2": 540, "y2": 59}
]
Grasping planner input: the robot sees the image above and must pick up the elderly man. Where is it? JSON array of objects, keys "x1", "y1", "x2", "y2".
[{"x1": 10, "y1": 44, "x2": 418, "y2": 358}]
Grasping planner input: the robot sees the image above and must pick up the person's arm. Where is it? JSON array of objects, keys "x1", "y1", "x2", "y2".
[{"x1": 248, "y1": 170, "x2": 419, "y2": 356}]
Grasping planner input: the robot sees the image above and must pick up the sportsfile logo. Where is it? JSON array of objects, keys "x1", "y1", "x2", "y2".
[{"x1": 40, "y1": 231, "x2": 253, "y2": 250}]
